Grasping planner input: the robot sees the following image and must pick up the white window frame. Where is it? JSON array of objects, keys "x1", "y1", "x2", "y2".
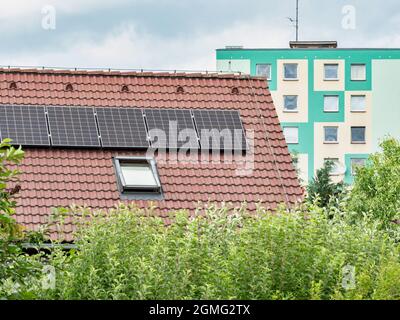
[
  {"x1": 324, "y1": 158, "x2": 343, "y2": 176},
  {"x1": 351, "y1": 64, "x2": 366, "y2": 81},
  {"x1": 323, "y1": 95, "x2": 339, "y2": 112},
  {"x1": 323, "y1": 126, "x2": 339, "y2": 143},
  {"x1": 256, "y1": 63, "x2": 272, "y2": 80},
  {"x1": 283, "y1": 95, "x2": 298, "y2": 112},
  {"x1": 350, "y1": 95, "x2": 366, "y2": 112},
  {"x1": 283, "y1": 127, "x2": 299, "y2": 144},
  {"x1": 113, "y1": 157, "x2": 162, "y2": 198},
  {"x1": 324, "y1": 63, "x2": 339, "y2": 81},
  {"x1": 283, "y1": 63, "x2": 298, "y2": 80}
]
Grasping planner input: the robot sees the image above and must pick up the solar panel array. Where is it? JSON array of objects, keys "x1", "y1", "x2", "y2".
[
  {"x1": 144, "y1": 109, "x2": 199, "y2": 149},
  {"x1": 193, "y1": 109, "x2": 247, "y2": 151},
  {"x1": 0, "y1": 105, "x2": 50, "y2": 146},
  {"x1": 47, "y1": 106, "x2": 100, "y2": 147},
  {"x1": 96, "y1": 108, "x2": 148, "y2": 148},
  {"x1": 0, "y1": 105, "x2": 247, "y2": 151}
]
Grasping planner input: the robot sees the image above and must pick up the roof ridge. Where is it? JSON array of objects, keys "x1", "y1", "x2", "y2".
[{"x1": 0, "y1": 67, "x2": 267, "y2": 81}]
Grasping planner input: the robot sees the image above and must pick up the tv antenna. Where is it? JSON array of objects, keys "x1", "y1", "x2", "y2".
[{"x1": 286, "y1": 0, "x2": 299, "y2": 41}]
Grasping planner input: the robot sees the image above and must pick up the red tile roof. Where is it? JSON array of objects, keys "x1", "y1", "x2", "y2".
[{"x1": 0, "y1": 68, "x2": 303, "y2": 240}]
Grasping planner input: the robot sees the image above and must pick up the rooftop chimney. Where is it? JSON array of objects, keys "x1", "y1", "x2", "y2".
[{"x1": 289, "y1": 41, "x2": 338, "y2": 49}]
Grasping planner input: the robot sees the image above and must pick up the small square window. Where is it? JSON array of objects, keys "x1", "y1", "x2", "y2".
[
  {"x1": 351, "y1": 64, "x2": 366, "y2": 81},
  {"x1": 324, "y1": 95, "x2": 339, "y2": 112},
  {"x1": 324, "y1": 158, "x2": 343, "y2": 175},
  {"x1": 324, "y1": 64, "x2": 339, "y2": 80},
  {"x1": 114, "y1": 157, "x2": 162, "y2": 198},
  {"x1": 283, "y1": 95, "x2": 298, "y2": 112},
  {"x1": 351, "y1": 127, "x2": 366, "y2": 143},
  {"x1": 256, "y1": 64, "x2": 271, "y2": 80},
  {"x1": 351, "y1": 158, "x2": 367, "y2": 175},
  {"x1": 350, "y1": 95, "x2": 366, "y2": 112},
  {"x1": 324, "y1": 126, "x2": 338, "y2": 143},
  {"x1": 284, "y1": 63, "x2": 298, "y2": 80},
  {"x1": 283, "y1": 127, "x2": 298, "y2": 144}
]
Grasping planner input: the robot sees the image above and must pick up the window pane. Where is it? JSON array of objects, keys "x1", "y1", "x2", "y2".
[
  {"x1": 351, "y1": 158, "x2": 366, "y2": 175},
  {"x1": 284, "y1": 63, "x2": 298, "y2": 79},
  {"x1": 284, "y1": 95, "x2": 298, "y2": 111},
  {"x1": 256, "y1": 64, "x2": 271, "y2": 79},
  {"x1": 120, "y1": 163, "x2": 158, "y2": 187},
  {"x1": 324, "y1": 158, "x2": 341, "y2": 174},
  {"x1": 283, "y1": 127, "x2": 298, "y2": 144},
  {"x1": 351, "y1": 64, "x2": 366, "y2": 80},
  {"x1": 324, "y1": 127, "x2": 338, "y2": 142},
  {"x1": 351, "y1": 95, "x2": 366, "y2": 112},
  {"x1": 351, "y1": 127, "x2": 366, "y2": 142},
  {"x1": 324, "y1": 95, "x2": 339, "y2": 112},
  {"x1": 324, "y1": 64, "x2": 338, "y2": 79}
]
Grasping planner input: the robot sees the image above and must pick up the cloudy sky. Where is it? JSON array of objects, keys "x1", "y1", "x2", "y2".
[{"x1": 1, "y1": 0, "x2": 399, "y2": 71}]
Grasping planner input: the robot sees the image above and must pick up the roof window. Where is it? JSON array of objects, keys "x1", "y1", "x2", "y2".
[{"x1": 113, "y1": 157, "x2": 163, "y2": 199}]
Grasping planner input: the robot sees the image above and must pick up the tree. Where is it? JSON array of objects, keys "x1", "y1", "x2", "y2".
[
  {"x1": 307, "y1": 160, "x2": 346, "y2": 208},
  {"x1": 348, "y1": 137, "x2": 400, "y2": 233}
]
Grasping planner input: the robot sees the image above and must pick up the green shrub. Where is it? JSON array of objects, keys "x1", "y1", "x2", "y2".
[
  {"x1": 37, "y1": 202, "x2": 399, "y2": 300},
  {"x1": 348, "y1": 137, "x2": 400, "y2": 237}
]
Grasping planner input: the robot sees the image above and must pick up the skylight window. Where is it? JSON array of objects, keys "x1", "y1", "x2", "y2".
[{"x1": 114, "y1": 157, "x2": 162, "y2": 198}]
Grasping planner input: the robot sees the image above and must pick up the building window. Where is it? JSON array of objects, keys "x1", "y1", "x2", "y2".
[
  {"x1": 324, "y1": 95, "x2": 339, "y2": 112},
  {"x1": 350, "y1": 95, "x2": 366, "y2": 112},
  {"x1": 324, "y1": 64, "x2": 339, "y2": 80},
  {"x1": 256, "y1": 64, "x2": 271, "y2": 80},
  {"x1": 324, "y1": 126, "x2": 338, "y2": 143},
  {"x1": 114, "y1": 157, "x2": 162, "y2": 199},
  {"x1": 351, "y1": 158, "x2": 367, "y2": 175},
  {"x1": 324, "y1": 158, "x2": 343, "y2": 175},
  {"x1": 283, "y1": 95, "x2": 298, "y2": 112},
  {"x1": 351, "y1": 127, "x2": 366, "y2": 144},
  {"x1": 283, "y1": 63, "x2": 298, "y2": 80},
  {"x1": 351, "y1": 64, "x2": 366, "y2": 81},
  {"x1": 283, "y1": 127, "x2": 298, "y2": 144}
]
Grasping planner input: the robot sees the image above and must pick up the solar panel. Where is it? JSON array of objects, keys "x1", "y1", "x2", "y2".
[
  {"x1": 47, "y1": 106, "x2": 100, "y2": 147},
  {"x1": 96, "y1": 108, "x2": 149, "y2": 148},
  {"x1": 0, "y1": 105, "x2": 50, "y2": 146},
  {"x1": 144, "y1": 109, "x2": 199, "y2": 149},
  {"x1": 193, "y1": 109, "x2": 247, "y2": 150}
]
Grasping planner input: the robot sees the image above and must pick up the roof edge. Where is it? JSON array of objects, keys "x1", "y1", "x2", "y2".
[{"x1": 0, "y1": 66, "x2": 266, "y2": 81}]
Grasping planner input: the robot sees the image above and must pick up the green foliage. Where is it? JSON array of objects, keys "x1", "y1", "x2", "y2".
[
  {"x1": 33, "y1": 203, "x2": 399, "y2": 300},
  {"x1": 0, "y1": 139, "x2": 45, "y2": 300},
  {"x1": 348, "y1": 138, "x2": 400, "y2": 236},
  {"x1": 307, "y1": 160, "x2": 346, "y2": 208}
]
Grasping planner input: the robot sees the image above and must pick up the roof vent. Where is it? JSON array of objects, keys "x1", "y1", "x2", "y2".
[
  {"x1": 176, "y1": 86, "x2": 184, "y2": 93},
  {"x1": 289, "y1": 41, "x2": 338, "y2": 48},
  {"x1": 65, "y1": 83, "x2": 74, "y2": 91},
  {"x1": 9, "y1": 82, "x2": 17, "y2": 89},
  {"x1": 121, "y1": 85, "x2": 129, "y2": 92},
  {"x1": 231, "y1": 87, "x2": 240, "y2": 94}
]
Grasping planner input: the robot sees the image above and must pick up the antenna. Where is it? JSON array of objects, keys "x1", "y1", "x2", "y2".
[
  {"x1": 295, "y1": 0, "x2": 299, "y2": 41},
  {"x1": 287, "y1": 0, "x2": 299, "y2": 41}
]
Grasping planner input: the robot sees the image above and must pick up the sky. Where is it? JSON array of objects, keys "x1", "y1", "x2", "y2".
[{"x1": 1, "y1": 0, "x2": 399, "y2": 71}]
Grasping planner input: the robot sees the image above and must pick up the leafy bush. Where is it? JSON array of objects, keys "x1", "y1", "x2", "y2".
[
  {"x1": 0, "y1": 139, "x2": 45, "y2": 299},
  {"x1": 348, "y1": 137, "x2": 400, "y2": 236},
  {"x1": 35, "y1": 202, "x2": 399, "y2": 300}
]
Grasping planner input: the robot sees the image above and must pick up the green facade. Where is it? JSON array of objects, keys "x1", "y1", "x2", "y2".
[{"x1": 217, "y1": 48, "x2": 400, "y2": 183}]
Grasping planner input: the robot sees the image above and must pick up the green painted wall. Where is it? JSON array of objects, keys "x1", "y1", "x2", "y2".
[
  {"x1": 344, "y1": 153, "x2": 369, "y2": 184},
  {"x1": 372, "y1": 60, "x2": 400, "y2": 152},
  {"x1": 217, "y1": 48, "x2": 400, "y2": 182}
]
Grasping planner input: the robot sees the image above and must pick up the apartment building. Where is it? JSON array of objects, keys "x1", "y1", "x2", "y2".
[{"x1": 216, "y1": 41, "x2": 400, "y2": 183}]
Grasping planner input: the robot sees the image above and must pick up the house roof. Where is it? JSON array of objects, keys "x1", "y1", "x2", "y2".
[{"x1": 0, "y1": 68, "x2": 303, "y2": 240}]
